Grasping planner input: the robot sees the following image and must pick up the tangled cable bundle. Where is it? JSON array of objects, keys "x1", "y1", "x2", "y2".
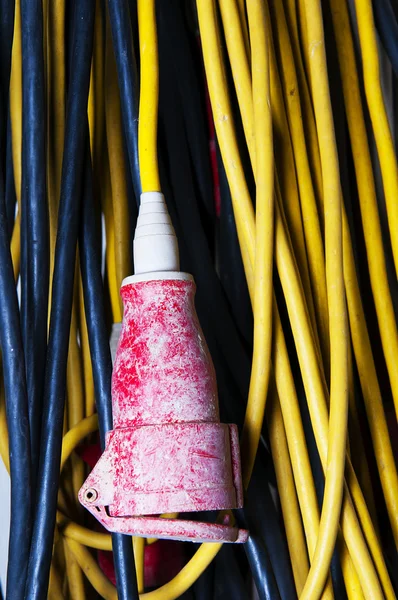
[{"x1": 0, "y1": 0, "x2": 397, "y2": 599}]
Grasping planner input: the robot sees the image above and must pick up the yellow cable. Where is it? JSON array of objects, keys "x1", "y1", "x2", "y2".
[
  {"x1": 240, "y1": 0, "x2": 274, "y2": 487},
  {"x1": 138, "y1": 0, "x2": 161, "y2": 192},
  {"x1": 296, "y1": 0, "x2": 349, "y2": 596},
  {"x1": 64, "y1": 538, "x2": 86, "y2": 600},
  {"x1": 65, "y1": 538, "x2": 118, "y2": 600},
  {"x1": 329, "y1": 0, "x2": 398, "y2": 548},
  {"x1": 235, "y1": 0, "x2": 251, "y2": 59},
  {"x1": 269, "y1": 0, "x2": 329, "y2": 372},
  {"x1": 282, "y1": 0, "x2": 324, "y2": 219},
  {"x1": 61, "y1": 414, "x2": 99, "y2": 471},
  {"x1": 196, "y1": 0, "x2": 255, "y2": 290},
  {"x1": 48, "y1": 567, "x2": 65, "y2": 600},
  {"x1": 337, "y1": 538, "x2": 364, "y2": 600},
  {"x1": 266, "y1": 12, "x2": 319, "y2": 339},
  {"x1": 273, "y1": 0, "x2": 378, "y2": 531},
  {"x1": 272, "y1": 303, "x2": 336, "y2": 599},
  {"x1": 133, "y1": 537, "x2": 145, "y2": 594},
  {"x1": 218, "y1": 0, "x2": 256, "y2": 169},
  {"x1": 353, "y1": 0, "x2": 398, "y2": 282},
  {"x1": 346, "y1": 343, "x2": 379, "y2": 534},
  {"x1": 67, "y1": 535, "x2": 222, "y2": 600},
  {"x1": 343, "y1": 210, "x2": 398, "y2": 548},
  {"x1": 198, "y1": 3, "x2": 389, "y2": 597},
  {"x1": 267, "y1": 382, "x2": 309, "y2": 596},
  {"x1": 274, "y1": 195, "x2": 387, "y2": 599}
]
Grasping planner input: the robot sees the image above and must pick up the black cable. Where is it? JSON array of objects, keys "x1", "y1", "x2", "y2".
[
  {"x1": 24, "y1": 4, "x2": 95, "y2": 598},
  {"x1": 79, "y1": 147, "x2": 139, "y2": 600},
  {"x1": 158, "y1": 0, "x2": 215, "y2": 222},
  {"x1": 158, "y1": 33, "x2": 251, "y2": 401},
  {"x1": 373, "y1": 0, "x2": 398, "y2": 78},
  {"x1": 217, "y1": 144, "x2": 253, "y2": 349},
  {"x1": 192, "y1": 550, "x2": 215, "y2": 600},
  {"x1": 236, "y1": 510, "x2": 281, "y2": 600},
  {"x1": 0, "y1": 103, "x2": 32, "y2": 600},
  {"x1": 245, "y1": 536, "x2": 281, "y2": 600},
  {"x1": 20, "y1": 0, "x2": 49, "y2": 491},
  {"x1": 244, "y1": 457, "x2": 298, "y2": 600},
  {"x1": 107, "y1": 0, "x2": 141, "y2": 203},
  {"x1": 213, "y1": 545, "x2": 249, "y2": 600}
]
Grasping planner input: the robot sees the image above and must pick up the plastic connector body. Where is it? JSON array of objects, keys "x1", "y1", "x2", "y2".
[{"x1": 79, "y1": 193, "x2": 247, "y2": 543}]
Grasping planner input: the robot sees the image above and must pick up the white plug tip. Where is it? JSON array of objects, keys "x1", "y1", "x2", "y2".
[{"x1": 134, "y1": 192, "x2": 180, "y2": 275}]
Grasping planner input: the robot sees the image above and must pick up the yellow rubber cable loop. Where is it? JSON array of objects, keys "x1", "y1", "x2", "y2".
[
  {"x1": 64, "y1": 538, "x2": 86, "y2": 600},
  {"x1": 218, "y1": 0, "x2": 256, "y2": 169},
  {"x1": 329, "y1": 0, "x2": 398, "y2": 547},
  {"x1": 274, "y1": 0, "x2": 377, "y2": 526},
  {"x1": 65, "y1": 538, "x2": 118, "y2": 600},
  {"x1": 272, "y1": 302, "x2": 337, "y2": 600},
  {"x1": 235, "y1": 0, "x2": 251, "y2": 59},
  {"x1": 138, "y1": 0, "x2": 161, "y2": 192},
  {"x1": 267, "y1": 381, "x2": 310, "y2": 596},
  {"x1": 342, "y1": 207, "x2": 398, "y2": 547},
  {"x1": 274, "y1": 194, "x2": 388, "y2": 599},
  {"x1": 61, "y1": 414, "x2": 99, "y2": 470},
  {"x1": 240, "y1": 0, "x2": 274, "y2": 488},
  {"x1": 66, "y1": 535, "x2": 222, "y2": 600},
  {"x1": 240, "y1": 3, "x2": 312, "y2": 591},
  {"x1": 48, "y1": 569, "x2": 65, "y2": 600},
  {"x1": 197, "y1": 0, "x2": 255, "y2": 291},
  {"x1": 337, "y1": 537, "x2": 364, "y2": 600},
  {"x1": 269, "y1": 0, "x2": 329, "y2": 371},
  {"x1": 353, "y1": 0, "x2": 398, "y2": 281},
  {"x1": 198, "y1": 3, "x2": 388, "y2": 597},
  {"x1": 133, "y1": 537, "x2": 145, "y2": 594},
  {"x1": 346, "y1": 343, "x2": 379, "y2": 533},
  {"x1": 296, "y1": 0, "x2": 310, "y2": 87},
  {"x1": 266, "y1": 13, "x2": 319, "y2": 341},
  {"x1": 282, "y1": 0, "x2": 324, "y2": 218},
  {"x1": 297, "y1": 0, "x2": 349, "y2": 596}
]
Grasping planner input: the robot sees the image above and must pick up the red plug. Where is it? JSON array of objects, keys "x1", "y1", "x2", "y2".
[{"x1": 79, "y1": 193, "x2": 247, "y2": 543}]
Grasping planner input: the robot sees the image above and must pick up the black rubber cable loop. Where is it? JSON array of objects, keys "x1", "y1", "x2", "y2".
[
  {"x1": 0, "y1": 113, "x2": 32, "y2": 600},
  {"x1": 107, "y1": 0, "x2": 141, "y2": 204},
  {"x1": 20, "y1": 0, "x2": 49, "y2": 493},
  {"x1": 24, "y1": 3, "x2": 95, "y2": 598}
]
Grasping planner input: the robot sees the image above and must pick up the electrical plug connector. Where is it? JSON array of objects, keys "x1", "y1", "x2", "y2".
[{"x1": 79, "y1": 193, "x2": 247, "y2": 543}]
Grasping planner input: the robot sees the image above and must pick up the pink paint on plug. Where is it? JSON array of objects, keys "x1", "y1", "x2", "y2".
[{"x1": 79, "y1": 275, "x2": 247, "y2": 543}]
